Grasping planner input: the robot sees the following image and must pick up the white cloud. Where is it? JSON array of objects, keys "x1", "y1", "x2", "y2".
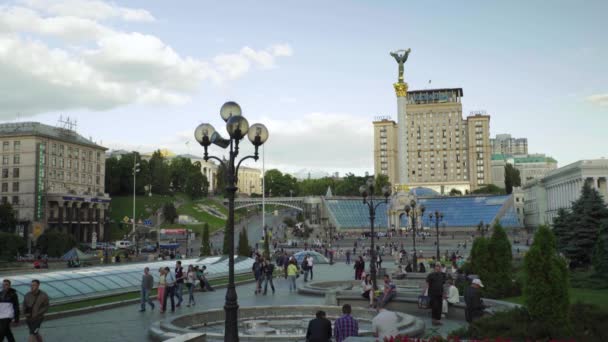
[
  {"x1": 0, "y1": 2, "x2": 293, "y2": 117},
  {"x1": 586, "y1": 94, "x2": 608, "y2": 106},
  {"x1": 20, "y1": 0, "x2": 155, "y2": 22}
]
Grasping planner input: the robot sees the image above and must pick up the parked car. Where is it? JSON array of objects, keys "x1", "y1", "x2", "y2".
[
  {"x1": 141, "y1": 244, "x2": 156, "y2": 253},
  {"x1": 115, "y1": 240, "x2": 133, "y2": 249}
]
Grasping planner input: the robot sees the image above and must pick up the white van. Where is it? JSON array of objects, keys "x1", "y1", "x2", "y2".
[{"x1": 115, "y1": 240, "x2": 133, "y2": 249}]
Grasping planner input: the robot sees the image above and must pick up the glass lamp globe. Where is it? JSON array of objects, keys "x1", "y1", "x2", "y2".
[
  {"x1": 247, "y1": 123, "x2": 269, "y2": 146},
  {"x1": 226, "y1": 115, "x2": 249, "y2": 140},
  {"x1": 194, "y1": 123, "x2": 216, "y2": 146},
  {"x1": 220, "y1": 101, "x2": 242, "y2": 122}
]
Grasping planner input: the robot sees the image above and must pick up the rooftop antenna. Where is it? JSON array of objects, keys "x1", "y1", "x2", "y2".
[{"x1": 58, "y1": 115, "x2": 77, "y2": 132}]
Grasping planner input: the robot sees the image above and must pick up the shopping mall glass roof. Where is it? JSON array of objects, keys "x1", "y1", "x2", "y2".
[{"x1": 5, "y1": 256, "x2": 254, "y2": 304}]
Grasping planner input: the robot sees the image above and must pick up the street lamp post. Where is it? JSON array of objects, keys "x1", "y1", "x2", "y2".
[
  {"x1": 132, "y1": 156, "x2": 140, "y2": 247},
  {"x1": 404, "y1": 200, "x2": 425, "y2": 272},
  {"x1": 429, "y1": 211, "x2": 443, "y2": 261},
  {"x1": 359, "y1": 178, "x2": 391, "y2": 290},
  {"x1": 477, "y1": 221, "x2": 491, "y2": 238},
  {"x1": 194, "y1": 101, "x2": 269, "y2": 342}
]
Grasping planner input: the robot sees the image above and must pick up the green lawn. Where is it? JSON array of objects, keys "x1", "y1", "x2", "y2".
[
  {"x1": 108, "y1": 194, "x2": 177, "y2": 240},
  {"x1": 504, "y1": 288, "x2": 608, "y2": 307},
  {"x1": 48, "y1": 273, "x2": 253, "y2": 313},
  {"x1": 173, "y1": 198, "x2": 239, "y2": 235}
]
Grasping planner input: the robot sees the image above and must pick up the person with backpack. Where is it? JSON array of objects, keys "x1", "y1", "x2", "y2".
[
  {"x1": 262, "y1": 259, "x2": 275, "y2": 295},
  {"x1": 302, "y1": 256, "x2": 310, "y2": 282}
]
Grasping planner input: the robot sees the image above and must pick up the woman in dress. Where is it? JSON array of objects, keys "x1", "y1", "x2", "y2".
[
  {"x1": 361, "y1": 274, "x2": 375, "y2": 307},
  {"x1": 158, "y1": 267, "x2": 167, "y2": 313}
]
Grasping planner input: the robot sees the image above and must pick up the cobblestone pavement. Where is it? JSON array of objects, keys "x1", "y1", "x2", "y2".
[{"x1": 10, "y1": 262, "x2": 465, "y2": 341}]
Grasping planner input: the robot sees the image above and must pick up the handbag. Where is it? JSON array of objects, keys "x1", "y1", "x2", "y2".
[{"x1": 418, "y1": 295, "x2": 430, "y2": 309}]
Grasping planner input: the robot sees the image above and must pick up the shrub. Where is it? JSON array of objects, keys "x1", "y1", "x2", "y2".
[
  {"x1": 36, "y1": 230, "x2": 77, "y2": 257},
  {"x1": 0, "y1": 232, "x2": 26, "y2": 261}
]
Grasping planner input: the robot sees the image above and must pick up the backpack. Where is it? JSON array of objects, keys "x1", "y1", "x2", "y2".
[{"x1": 301, "y1": 259, "x2": 308, "y2": 270}]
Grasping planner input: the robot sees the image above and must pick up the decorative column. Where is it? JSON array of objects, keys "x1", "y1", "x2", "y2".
[{"x1": 391, "y1": 49, "x2": 412, "y2": 186}]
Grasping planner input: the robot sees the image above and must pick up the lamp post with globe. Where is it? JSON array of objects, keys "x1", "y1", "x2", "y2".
[{"x1": 194, "y1": 101, "x2": 269, "y2": 342}]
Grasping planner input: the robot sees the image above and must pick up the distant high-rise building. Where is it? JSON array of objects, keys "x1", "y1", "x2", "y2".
[
  {"x1": 372, "y1": 118, "x2": 399, "y2": 185},
  {"x1": 490, "y1": 134, "x2": 528, "y2": 155},
  {"x1": 491, "y1": 153, "x2": 558, "y2": 188},
  {"x1": 373, "y1": 87, "x2": 492, "y2": 194}
]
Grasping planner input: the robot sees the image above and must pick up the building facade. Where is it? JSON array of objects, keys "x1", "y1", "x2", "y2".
[
  {"x1": 374, "y1": 88, "x2": 492, "y2": 194},
  {"x1": 523, "y1": 159, "x2": 608, "y2": 228},
  {"x1": 490, "y1": 134, "x2": 528, "y2": 155},
  {"x1": 491, "y1": 154, "x2": 558, "y2": 188},
  {"x1": 372, "y1": 118, "x2": 399, "y2": 186},
  {"x1": 0, "y1": 122, "x2": 110, "y2": 244}
]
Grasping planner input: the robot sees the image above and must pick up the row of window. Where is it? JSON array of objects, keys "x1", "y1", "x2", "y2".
[
  {"x1": 50, "y1": 144, "x2": 101, "y2": 162},
  {"x1": 1, "y1": 182, "x2": 19, "y2": 192},
  {"x1": 50, "y1": 158, "x2": 101, "y2": 173},
  {"x1": 2, "y1": 141, "x2": 20, "y2": 151},
  {"x1": 48, "y1": 171, "x2": 100, "y2": 185},
  {"x1": 1, "y1": 155, "x2": 20, "y2": 165},
  {"x1": 1, "y1": 196, "x2": 19, "y2": 206},
  {"x1": 1, "y1": 168, "x2": 19, "y2": 178}
]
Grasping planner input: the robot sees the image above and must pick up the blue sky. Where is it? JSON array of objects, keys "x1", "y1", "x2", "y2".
[{"x1": 1, "y1": 0, "x2": 607, "y2": 175}]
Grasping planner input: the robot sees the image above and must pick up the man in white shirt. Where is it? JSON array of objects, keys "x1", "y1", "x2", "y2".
[
  {"x1": 372, "y1": 302, "x2": 399, "y2": 340},
  {"x1": 306, "y1": 255, "x2": 314, "y2": 280}
]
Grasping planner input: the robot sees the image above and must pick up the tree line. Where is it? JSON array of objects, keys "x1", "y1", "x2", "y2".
[
  {"x1": 262, "y1": 169, "x2": 391, "y2": 197},
  {"x1": 105, "y1": 151, "x2": 209, "y2": 199}
]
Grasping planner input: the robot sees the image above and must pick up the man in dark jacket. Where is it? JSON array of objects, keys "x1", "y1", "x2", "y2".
[
  {"x1": 306, "y1": 310, "x2": 332, "y2": 342},
  {"x1": 464, "y1": 278, "x2": 487, "y2": 323},
  {"x1": 426, "y1": 263, "x2": 446, "y2": 326},
  {"x1": 23, "y1": 279, "x2": 49, "y2": 342},
  {"x1": 0, "y1": 279, "x2": 19, "y2": 342}
]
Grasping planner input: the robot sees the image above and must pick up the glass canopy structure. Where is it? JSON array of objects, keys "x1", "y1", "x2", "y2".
[{"x1": 6, "y1": 256, "x2": 254, "y2": 304}]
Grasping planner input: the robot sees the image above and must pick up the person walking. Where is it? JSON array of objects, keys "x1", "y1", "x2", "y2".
[
  {"x1": 287, "y1": 259, "x2": 298, "y2": 292},
  {"x1": 139, "y1": 267, "x2": 155, "y2": 312},
  {"x1": 306, "y1": 254, "x2": 314, "y2": 280},
  {"x1": 158, "y1": 268, "x2": 167, "y2": 313},
  {"x1": 0, "y1": 279, "x2": 19, "y2": 342},
  {"x1": 174, "y1": 261, "x2": 184, "y2": 307},
  {"x1": 185, "y1": 265, "x2": 196, "y2": 307},
  {"x1": 464, "y1": 278, "x2": 487, "y2": 323},
  {"x1": 306, "y1": 310, "x2": 332, "y2": 342},
  {"x1": 164, "y1": 267, "x2": 176, "y2": 313},
  {"x1": 262, "y1": 260, "x2": 275, "y2": 295},
  {"x1": 426, "y1": 263, "x2": 446, "y2": 326},
  {"x1": 334, "y1": 304, "x2": 358, "y2": 342},
  {"x1": 345, "y1": 250, "x2": 351, "y2": 264},
  {"x1": 252, "y1": 256, "x2": 263, "y2": 294},
  {"x1": 23, "y1": 280, "x2": 49, "y2": 342}
]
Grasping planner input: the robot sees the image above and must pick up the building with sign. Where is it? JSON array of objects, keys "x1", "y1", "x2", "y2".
[
  {"x1": 0, "y1": 122, "x2": 110, "y2": 245},
  {"x1": 374, "y1": 87, "x2": 492, "y2": 194}
]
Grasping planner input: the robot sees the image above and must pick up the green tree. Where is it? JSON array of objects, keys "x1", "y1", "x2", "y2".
[
  {"x1": 468, "y1": 237, "x2": 492, "y2": 280},
  {"x1": 374, "y1": 174, "x2": 391, "y2": 196},
  {"x1": 200, "y1": 223, "x2": 211, "y2": 256},
  {"x1": 485, "y1": 223, "x2": 513, "y2": 298},
  {"x1": 238, "y1": 228, "x2": 251, "y2": 257},
  {"x1": 524, "y1": 225, "x2": 570, "y2": 336},
  {"x1": 335, "y1": 173, "x2": 366, "y2": 196},
  {"x1": 504, "y1": 163, "x2": 521, "y2": 195},
  {"x1": 264, "y1": 169, "x2": 297, "y2": 197},
  {"x1": 163, "y1": 202, "x2": 178, "y2": 224},
  {"x1": 0, "y1": 232, "x2": 26, "y2": 261},
  {"x1": 297, "y1": 177, "x2": 336, "y2": 196},
  {"x1": 0, "y1": 202, "x2": 17, "y2": 233},
  {"x1": 563, "y1": 182, "x2": 608, "y2": 268},
  {"x1": 471, "y1": 184, "x2": 506, "y2": 195},
  {"x1": 552, "y1": 208, "x2": 572, "y2": 253},
  {"x1": 36, "y1": 231, "x2": 77, "y2": 257},
  {"x1": 449, "y1": 188, "x2": 462, "y2": 196},
  {"x1": 104, "y1": 157, "x2": 122, "y2": 195},
  {"x1": 593, "y1": 219, "x2": 608, "y2": 276},
  {"x1": 149, "y1": 150, "x2": 171, "y2": 195}
]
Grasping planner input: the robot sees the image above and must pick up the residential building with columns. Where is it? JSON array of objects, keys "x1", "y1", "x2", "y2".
[
  {"x1": 523, "y1": 159, "x2": 608, "y2": 228},
  {"x1": 0, "y1": 122, "x2": 110, "y2": 245}
]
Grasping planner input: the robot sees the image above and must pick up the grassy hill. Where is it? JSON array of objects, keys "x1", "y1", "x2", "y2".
[{"x1": 108, "y1": 194, "x2": 234, "y2": 240}]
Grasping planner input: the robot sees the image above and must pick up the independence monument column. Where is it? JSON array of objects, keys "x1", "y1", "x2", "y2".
[{"x1": 390, "y1": 48, "x2": 411, "y2": 186}]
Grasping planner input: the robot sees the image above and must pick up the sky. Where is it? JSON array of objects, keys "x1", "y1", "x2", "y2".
[{"x1": 0, "y1": 0, "x2": 607, "y2": 176}]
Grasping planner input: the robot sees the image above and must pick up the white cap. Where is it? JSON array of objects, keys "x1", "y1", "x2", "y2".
[{"x1": 472, "y1": 278, "x2": 484, "y2": 287}]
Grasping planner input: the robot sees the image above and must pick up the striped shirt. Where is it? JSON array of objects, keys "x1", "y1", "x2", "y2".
[{"x1": 334, "y1": 314, "x2": 358, "y2": 342}]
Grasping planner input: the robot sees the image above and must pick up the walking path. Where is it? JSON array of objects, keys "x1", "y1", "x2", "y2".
[{"x1": 9, "y1": 262, "x2": 465, "y2": 341}]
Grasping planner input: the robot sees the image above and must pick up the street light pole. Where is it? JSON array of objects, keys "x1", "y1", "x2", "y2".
[
  {"x1": 195, "y1": 101, "x2": 269, "y2": 342},
  {"x1": 132, "y1": 156, "x2": 140, "y2": 246},
  {"x1": 405, "y1": 200, "x2": 425, "y2": 273},
  {"x1": 359, "y1": 178, "x2": 391, "y2": 290},
  {"x1": 429, "y1": 211, "x2": 443, "y2": 261}
]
